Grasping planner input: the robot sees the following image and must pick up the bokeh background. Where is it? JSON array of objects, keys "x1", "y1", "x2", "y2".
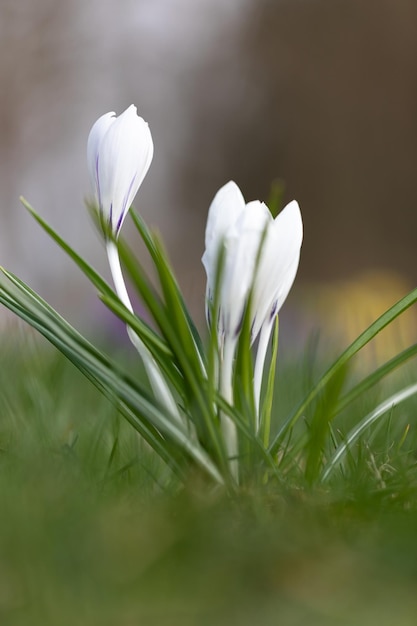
[{"x1": 1, "y1": 0, "x2": 416, "y2": 348}]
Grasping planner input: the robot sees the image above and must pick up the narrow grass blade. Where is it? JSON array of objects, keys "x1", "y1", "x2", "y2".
[
  {"x1": 0, "y1": 270, "x2": 224, "y2": 485},
  {"x1": 259, "y1": 316, "x2": 279, "y2": 448},
  {"x1": 99, "y1": 293, "x2": 183, "y2": 392},
  {"x1": 129, "y1": 209, "x2": 205, "y2": 361},
  {"x1": 335, "y1": 343, "x2": 417, "y2": 416},
  {"x1": 216, "y1": 393, "x2": 281, "y2": 480},
  {"x1": 270, "y1": 287, "x2": 417, "y2": 454},
  {"x1": 233, "y1": 298, "x2": 256, "y2": 430},
  {"x1": 119, "y1": 240, "x2": 226, "y2": 466},
  {"x1": 21, "y1": 197, "x2": 113, "y2": 297},
  {"x1": 303, "y1": 361, "x2": 349, "y2": 485},
  {"x1": 321, "y1": 383, "x2": 417, "y2": 482},
  {"x1": 21, "y1": 197, "x2": 170, "y2": 359}
]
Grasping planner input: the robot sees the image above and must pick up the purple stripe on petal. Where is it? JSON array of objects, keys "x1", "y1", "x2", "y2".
[
  {"x1": 220, "y1": 310, "x2": 226, "y2": 336},
  {"x1": 250, "y1": 315, "x2": 256, "y2": 342},
  {"x1": 109, "y1": 202, "x2": 113, "y2": 230},
  {"x1": 116, "y1": 209, "x2": 125, "y2": 235},
  {"x1": 125, "y1": 173, "x2": 138, "y2": 207},
  {"x1": 269, "y1": 299, "x2": 278, "y2": 321},
  {"x1": 116, "y1": 173, "x2": 138, "y2": 236},
  {"x1": 234, "y1": 308, "x2": 245, "y2": 338}
]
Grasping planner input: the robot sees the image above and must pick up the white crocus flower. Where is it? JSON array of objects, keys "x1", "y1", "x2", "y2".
[
  {"x1": 87, "y1": 104, "x2": 153, "y2": 238},
  {"x1": 87, "y1": 105, "x2": 181, "y2": 425},
  {"x1": 202, "y1": 181, "x2": 302, "y2": 459}
]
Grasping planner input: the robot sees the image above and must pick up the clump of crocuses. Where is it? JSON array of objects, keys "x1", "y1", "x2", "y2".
[
  {"x1": 87, "y1": 104, "x2": 303, "y2": 482},
  {"x1": 202, "y1": 180, "x2": 302, "y2": 472}
]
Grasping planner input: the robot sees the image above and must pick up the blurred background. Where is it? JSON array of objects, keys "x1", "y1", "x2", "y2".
[{"x1": 1, "y1": 0, "x2": 417, "y2": 351}]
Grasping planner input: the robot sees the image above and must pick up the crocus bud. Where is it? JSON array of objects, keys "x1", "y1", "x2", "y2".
[
  {"x1": 202, "y1": 180, "x2": 303, "y2": 345},
  {"x1": 87, "y1": 104, "x2": 154, "y2": 238}
]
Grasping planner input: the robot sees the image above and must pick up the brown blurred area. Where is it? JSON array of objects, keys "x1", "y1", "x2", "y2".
[
  {"x1": 0, "y1": 0, "x2": 416, "y2": 347},
  {"x1": 177, "y1": 0, "x2": 417, "y2": 278}
]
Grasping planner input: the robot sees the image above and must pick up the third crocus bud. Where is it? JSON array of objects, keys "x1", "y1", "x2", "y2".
[
  {"x1": 87, "y1": 104, "x2": 154, "y2": 239},
  {"x1": 202, "y1": 180, "x2": 303, "y2": 348},
  {"x1": 202, "y1": 180, "x2": 303, "y2": 439}
]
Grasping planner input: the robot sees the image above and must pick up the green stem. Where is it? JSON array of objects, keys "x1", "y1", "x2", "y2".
[{"x1": 259, "y1": 316, "x2": 279, "y2": 448}]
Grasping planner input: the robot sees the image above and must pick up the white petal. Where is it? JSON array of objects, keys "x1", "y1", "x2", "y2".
[
  {"x1": 229, "y1": 201, "x2": 271, "y2": 296},
  {"x1": 235, "y1": 200, "x2": 271, "y2": 235},
  {"x1": 251, "y1": 200, "x2": 303, "y2": 339},
  {"x1": 219, "y1": 201, "x2": 271, "y2": 337},
  {"x1": 204, "y1": 180, "x2": 245, "y2": 249},
  {"x1": 202, "y1": 181, "x2": 246, "y2": 314},
  {"x1": 86, "y1": 111, "x2": 115, "y2": 196}
]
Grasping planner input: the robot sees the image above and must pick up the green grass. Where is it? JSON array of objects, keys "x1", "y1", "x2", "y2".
[
  {"x1": 2, "y1": 330, "x2": 417, "y2": 625},
  {"x1": 6, "y1": 200, "x2": 417, "y2": 490}
]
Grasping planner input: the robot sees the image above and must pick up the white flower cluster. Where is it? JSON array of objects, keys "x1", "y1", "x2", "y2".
[{"x1": 87, "y1": 105, "x2": 303, "y2": 478}]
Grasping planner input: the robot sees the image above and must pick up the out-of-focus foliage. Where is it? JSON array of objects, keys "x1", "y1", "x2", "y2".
[{"x1": 2, "y1": 336, "x2": 417, "y2": 625}]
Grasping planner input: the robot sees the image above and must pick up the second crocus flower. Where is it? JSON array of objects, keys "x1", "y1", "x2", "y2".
[
  {"x1": 202, "y1": 180, "x2": 303, "y2": 456},
  {"x1": 202, "y1": 180, "x2": 303, "y2": 348}
]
